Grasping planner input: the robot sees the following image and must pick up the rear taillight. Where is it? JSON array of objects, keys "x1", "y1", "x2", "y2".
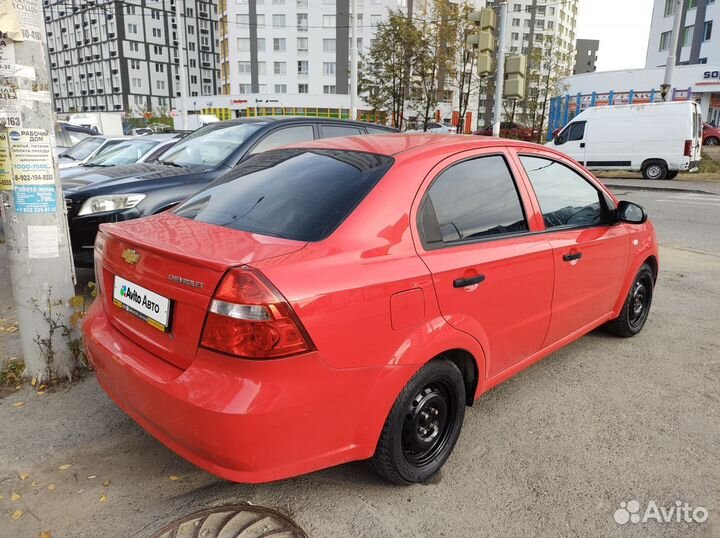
[
  {"x1": 200, "y1": 267, "x2": 313, "y2": 359},
  {"x1": 684, "y1": 140, "x2": 692, "y2": 157}
]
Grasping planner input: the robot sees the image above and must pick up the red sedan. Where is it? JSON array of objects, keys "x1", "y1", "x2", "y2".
[
  {"x1": 84, "y1": 134, "x2": 658, "y2": 484},
  {"x1": 474, "y1": 122, "x2": 539, "y2": 142},
  {"x1": 703, "y1": 122, "x2": 720, "y2": 145}
]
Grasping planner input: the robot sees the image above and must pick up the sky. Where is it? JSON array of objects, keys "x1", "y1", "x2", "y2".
[{"x1": 576, "y1": 0, "x2": 655, "y2": 72}]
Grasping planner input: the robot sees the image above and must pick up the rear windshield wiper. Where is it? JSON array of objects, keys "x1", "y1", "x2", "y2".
[
  {"x1": 82, "y1": 162, "x2": 110, "y2": 168},
  {"x1": 61, "y1": 154, "x2": 77, "y2": 160}
]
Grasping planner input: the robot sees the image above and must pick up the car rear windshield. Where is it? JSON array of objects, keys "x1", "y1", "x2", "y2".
[{"x1": 173, "y1": 149, "x2": 394, "y2": 241}]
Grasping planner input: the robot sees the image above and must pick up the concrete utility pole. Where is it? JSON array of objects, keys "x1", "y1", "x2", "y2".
[
  {"x1": 492, "y1": 0, "x2": 508, "y2": 137},
  {"x1": 0, "y1": 0, "x2": 77, "y2": 380},
  {"x1": 174, "y1": 0, "x2": 190, "y2": 128},
  {"x1": 662, "y1": 0, "x2": 683, "y2": 101},
  {"x1": 350, "y1": 0, "x2": 358, "y2": 120}
]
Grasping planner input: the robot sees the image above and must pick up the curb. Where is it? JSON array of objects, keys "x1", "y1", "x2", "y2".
[{"x1": 604, "y1": 183, "x2": 719, "y2": 195}]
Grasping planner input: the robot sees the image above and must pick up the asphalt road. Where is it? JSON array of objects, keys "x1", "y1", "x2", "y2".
[{"x1": 0, "y1": 187, "x2": 718, "y2": 538}]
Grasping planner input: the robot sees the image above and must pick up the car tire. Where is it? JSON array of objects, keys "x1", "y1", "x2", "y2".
[
  {"x1": 370, "y1": 359, "x2": 466, "y2": 485},
  {"x1": 704, "y1": 136, "x2": 719, "y2": 146},
  {"x1": 665, "y1": 171, "x2": 678, "y2": 180},
  {"x1": 605, "y1": 263, "x2": 655, "y2": 338},
  {"x1": 642, "y1": 162, "x2": 668, "y2": 180}
]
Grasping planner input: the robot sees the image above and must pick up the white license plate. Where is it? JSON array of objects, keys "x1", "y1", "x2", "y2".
[{"x1": 112, "y1": 275, "x2": 172, "y2": 332}]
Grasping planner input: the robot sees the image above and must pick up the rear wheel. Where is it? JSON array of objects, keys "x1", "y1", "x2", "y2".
[
  {"x1": 665, "y1": 171, "x2": 678, "y2": 180},
  {"x1": 605, "y1": 264, "x2": 655, "y2": 337},
  {"x1": 371, "y1": 359, "x2": 466, "y2": 485},
  {"x1": 642, "y1": 161, "x2": 668, "y2": 180},
  {"x1": 704, "y1": 136, "x2": 719, "y2": 146}
]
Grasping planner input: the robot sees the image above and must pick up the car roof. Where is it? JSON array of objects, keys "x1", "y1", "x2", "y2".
[
  {"x1": 212, "y1": 116, "x2": 396, "y2": 130},
  {"x1": 282, "y1": 133, "x2": 545, "y2": 158}
]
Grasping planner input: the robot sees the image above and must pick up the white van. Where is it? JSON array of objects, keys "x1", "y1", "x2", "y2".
[{"x1": 547, "y1": 101, "x2": 702, "y2": 180}]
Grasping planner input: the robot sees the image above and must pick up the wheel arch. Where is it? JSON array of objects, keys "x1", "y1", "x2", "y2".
[
  {"x1": 641, "y1": 158, "x2": 668, "y2": 171},
  {"x1": 644, "y1": 254, "x2": 659, "y2": 283},
  {"x1": 433, "y1": 349, "x2": 480, "y2": 407}
]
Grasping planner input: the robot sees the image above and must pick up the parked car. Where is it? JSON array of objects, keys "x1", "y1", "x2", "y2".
[
  {"x1": 57, "y1": 135, "x2": 136, "y2": 170},
  {"x1": 548, "y1": 101, "x2": 702, "y2": 180},
  {"x1": 64, "y1": 117, "x2": 396, "y2": 267},
  {"x1": 129, "y1": 128, "x2": 154, "y2": 136},
  {"x1": 474, "y1": 122, "x2": 538, "y2": 142},
  {"x1": 60, "y1": 136, "x2": 182, "y2": 183},
  {"x1": 55, "y1": 121, "x2": 97, "y2": 155},
  {"x1": 702, "y1": 122, "x2": 720, "y2": 145},
  {"x1": 84, "y1": 134, "x2": 658, "y2": 485}
]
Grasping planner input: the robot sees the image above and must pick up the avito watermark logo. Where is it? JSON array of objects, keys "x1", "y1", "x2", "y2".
[{"x1": 614, "y1": 500, "x2": 708, "y2": 525}]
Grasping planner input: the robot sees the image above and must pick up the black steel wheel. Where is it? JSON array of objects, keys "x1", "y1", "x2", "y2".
[
  {"x1": 705, "y1": 136, "x2": 719, "y2": 146},
  {"x1": 605, "y1": 263, "x2": 655, "y2": 337},
  {"x1": 371, "y1": 359, "x2": 466, "y2": 485}
]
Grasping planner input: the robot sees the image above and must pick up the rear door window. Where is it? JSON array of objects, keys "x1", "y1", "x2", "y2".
[
  {"x1": 319, "y1": 125, "x2": 364, "y2": 138},
  {"x1": 418, "y1": 155, "x2": 528, "y2": 247},
  {"x1": 249, "y1": 125, "x2": 315, "y2": 154},
  {"x1": 174, "y1": 149, "x2": 394, "y2": 241}
]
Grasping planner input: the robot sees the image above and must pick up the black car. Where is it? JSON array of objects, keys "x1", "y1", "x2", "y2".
[{"x1": 64, "y1": 117, "x2": 396, "y2": 267}]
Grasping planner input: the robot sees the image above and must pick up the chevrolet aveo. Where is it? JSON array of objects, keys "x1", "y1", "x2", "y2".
[{"x1": 84, "y1": 134, "x2": 658, "y2": 485}]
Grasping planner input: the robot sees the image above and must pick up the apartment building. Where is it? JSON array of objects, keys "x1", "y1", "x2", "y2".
[
  {"x1": 44, "y1": 0, "x2": 221, "y2": 116},
  {"x1": 573, "y1": 38, "x2": 599, "y2": 74},
  {"x1": 218, "y1": 0, "x2": 406, "y2": 97}
]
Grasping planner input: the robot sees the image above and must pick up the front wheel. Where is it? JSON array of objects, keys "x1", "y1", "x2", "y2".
[
  {"x1": 705, "y1": 136, "x2": 719, "y2": 146},
  {"x1": 605, "y1": 264, "x2": 655, "y2": 337},
  {"x1": 370, "y1": 359, "x2": 466, "y2": 485},
  {"x1": 642, "y1": 162, "x2": 668, "y2": 180}
]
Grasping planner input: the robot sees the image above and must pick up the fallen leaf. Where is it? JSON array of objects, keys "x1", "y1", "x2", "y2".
[
  {"x1": 99, "y1": 494, "x2": 107, "y2": 502},
  {"x1": 6, "y1": 325, "x2": 17, "y2": 332},
  {"x1": 11, "y1": 510, "x2": 23, "y2": 520},
  {"x1": 11, "y1": 492, "x2": 21, "y2": 501},
  {"x1": 13, "y1": 402, "x2": 24, "y2": 408},
  {"x1": 31, "y1": 378, "x2": 37, "y2": 386},
  {"x1": 31, "y1": 481, "x2": 38, "y2": 487},
  {"x1": 19, "y1": 473, "x2": 29, "y2": 480},
  {"x1": 169, "y1": 475, "x2": 181, "y2": 481},
  {"x1": 39, "y1": 532, "x2": 53, "y2": 538},
  {"x1": 102, "y1": 480, "x2": 110, "y2": 487},
  {"x1": 14, "y1": 385, "x2": 21, "y2": 390},
  {"x1": 47, "y1": 484, "x2": 56, "y2": 491},
  {"x1": 58, "y1": 464, "x2": 71, "y2": 470},
  {"x1": 38, "y1": 384, "x2": 47, "y2": 390},
  {"x1": 77, "y1": 489, "x2": 85, "y2": 494},
  {"x1": 36, "y1": 391, "x2": 46, "y2": 396},
  {"x1": 87, "y1": 475, "x2": 96, "y2": 479}
]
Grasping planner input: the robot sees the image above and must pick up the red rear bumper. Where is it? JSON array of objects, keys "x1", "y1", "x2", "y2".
[{"x1": 84, "y1": 300, "x2": 417, "y2": 483}]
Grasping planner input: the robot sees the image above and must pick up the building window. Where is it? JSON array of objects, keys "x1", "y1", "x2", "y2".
[
  {"x1": 297, "y1": 37, "x2": 308, "y2": 52},
  {"x1": 274, "y1": 61, "x2": 286, "y2": 75},
  {"x1": 128, "y1": 23, "x2": 138, "y2": 34},
  {"x1": 323, "y1": 85, "x2": 336, "y2": 94},
  {"x1": 273, "y1": 14, "x2": 285, "y2": 28},
  {"x1": 129, "y1": 42, "x2": 139, "y2": 52},
  {"x1": 153, "y1": 45, "x2": 162, "y2": 54},
  {"x1": 323, "y1": 62, "x2": 336, "y2": 75},
  {"x1": 664, "y1": 0, "x2": 675, "y2": 16},
  {"x1": 236, "y1": 14, "x2": 249, "y2": 25},
  {"x1": 370, "y1": 15, "x2": 381, "y2": 27},
  {"x1": 157, "y1": 80, "x2": 165, "y2": 90},
  {"x1": 513, "y1": 3, "x2": 521, "y2": 11},
  {"x1": 238, "y1": 61, "x2": 251, "y2": 73},
  {"x1": 273, "y1": 38, "x2": 286, "y2": 51},
  {"x1": 131, "y1": 77, "x2": 142, "y2": 88},
  {"x1": 659, "y1": 30, "x2": 671, "y2": 51},
  {"x1": 191, "y1": 75, "x2": 198, "y2": 83},
  {"x1": 688, "y1": 0, "x2": 697, "y2": 8},
  {"x1": 297, "y1": 60, "x2": 308, "y2": 74},
  {"x1": 511, "y1": 32, "x2": 519, "y2": 41},
  {"x1": 151, "y1": 10, "x2": 160, "y2": 20},
  {"x1": 323, "y1": 15, "x2": 336, "y2": 27},
  {"x1": 704, "y1": 20, "x2": 713, "y2": 41},
  {"x1": 130, "y1": 60, "x2": 140, "y2": 69},
  {"x1": 238, "y1": 83, "x2": 251, "y2": 93},
  {"x1": 512, "y1": 18, "x2": 520, "y2": 27},
  {"x1": 297, "y1": 13, "x2": 308, "y2": 31},
  {"x1": 274, "y1": 84, "x2": 287, "y2": 93},
  {"x1": 152, "y1": 28, "x2": 162, "y2": 38},
  {"x1": 155, "y1": 64, "x2": 164, "y2": 73},
  {"x1": 257, "y1": 38, "x2": 266, "y2": 51},
  {"x1": 682, "y1": 25, "x2": 694, "y2": 47},
  {"x1": 298, "y1": 83, "x2": 308, "y2": 93},
  {"x1": 323, "y1": 38, "x2": 336, "y2": 52},
  {"x1": 238, "y1": 38, "x2": 250, "y2": 51}
]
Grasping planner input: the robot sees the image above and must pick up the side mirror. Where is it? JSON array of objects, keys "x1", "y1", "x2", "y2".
[{"x1": 617, "y1": 200, "x2": 647, "y2": 224}]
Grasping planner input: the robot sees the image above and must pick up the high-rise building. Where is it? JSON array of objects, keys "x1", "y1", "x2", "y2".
[
  {"x1": 573, "y1": 38, "x2": 599, "y2": 74},
  {"x1": 44, "y1": 0, "x2": 221, "y2": 116},
  {"x1": 218, "y1": 0, "x2": 404, "y2": 97},
  {"x1": 646, "y1": 0, "x2": 717, "y2": 68}
]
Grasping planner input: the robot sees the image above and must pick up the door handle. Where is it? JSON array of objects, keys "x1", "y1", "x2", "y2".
[
  {"x1": 580, "y1": 142, "x2": 585, "y2": 148},
  {"x1": 453, "y1": 274, "x2": 486, "y2": 288},
  {"x1": 563, "y1": 252, "x2": 583, "y2": 262}
]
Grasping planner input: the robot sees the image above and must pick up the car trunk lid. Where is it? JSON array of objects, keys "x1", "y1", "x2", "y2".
[{"x1": 96, "y1": 213, "x2": 306, "y2": 369}]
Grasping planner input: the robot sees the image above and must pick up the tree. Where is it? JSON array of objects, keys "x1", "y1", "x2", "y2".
[{"x1": 359, "y1": 11, "x2": 422, "y2": 130}]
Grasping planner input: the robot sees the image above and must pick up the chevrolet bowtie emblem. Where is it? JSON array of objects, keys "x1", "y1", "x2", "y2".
[{"x1": 121, "y1": 249, "x2": 140, "y2": 264}]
